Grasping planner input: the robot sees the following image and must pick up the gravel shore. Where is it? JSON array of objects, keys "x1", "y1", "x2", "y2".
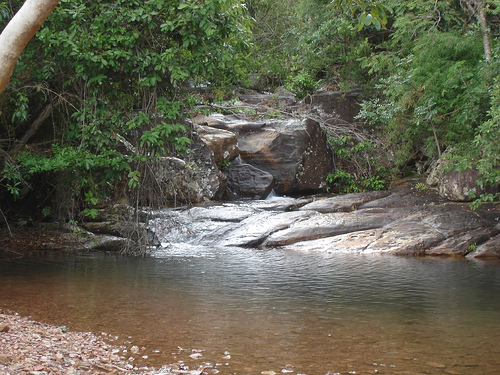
[{"x1": 0, "y1": 312, "x2": 182, "y2": 375}]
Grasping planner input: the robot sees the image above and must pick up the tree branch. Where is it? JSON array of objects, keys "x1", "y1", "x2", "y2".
[{"x1": 0, "y1": 0, "x2": 61, "y2": 93}]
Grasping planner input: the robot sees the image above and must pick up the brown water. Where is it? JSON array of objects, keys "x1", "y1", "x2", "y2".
[{"x1": 1, "y1": 249, "x2": 500, "y2": 375}]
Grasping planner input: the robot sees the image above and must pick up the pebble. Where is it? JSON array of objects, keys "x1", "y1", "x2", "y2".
[
  {"x1": 0, "y1": 324, "x2": 10, "y2": 332},
  {"x1": 0, "y1": 313, "x2": 176, "y2": 375}
]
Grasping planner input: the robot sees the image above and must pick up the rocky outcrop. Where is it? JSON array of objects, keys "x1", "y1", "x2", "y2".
[
  {"x1": 466, "y1": 232, "x2": 500, "y2": 259},
  {"x1": 150, "y1": 178, "x2": 500, "y2": 258},
  {"x1": 139, "y1": 131, "x2": 227, "y2": 205},
  {"x1": 219, "y1": 117, "x2": 333, "y2": 195},
  {"x1": 439, "y1": 168, "x2": 483, "y2": 201},
  {"x1": 426, "y1": 151, "x2": 497, "y2": 202}
]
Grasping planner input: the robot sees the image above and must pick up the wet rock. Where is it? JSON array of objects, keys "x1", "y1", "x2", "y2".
[
  {"x1": 364, "y1": 220, "x2": 445, "y2": 255},
  {"x1": 147, "y1": 176, "x2": 499, "y2": 257},
  {"x1": 299, "y1": 191, "x2": 390, "y2": 213},
  {"x1": 225, "y1": 161, "x2": 276, "y2": 200},
  {"x1": 466, "y1": 233, "x2": 500, "y2": 259},
  {"x1": 80, "y1": 234, "x2": 128, "y2": 252},
  {"x1": 217, "y1": 210, "x2": 317, "y2": 247},
  {"x1": 250, "y1": 197, "x2": 312, "y2": 211},
  {"x1": 264, "y1": 208, "x2": 413, "y2": 247},
  {"x1": 185, "y1": 204, "x2": 257, "y2": 223},
  {"x1": 360, "y1": 180, "x2": 444, "y2": 209},
  {"x1": 426, "y1": 228, "x2": 494, "y2": 256}
]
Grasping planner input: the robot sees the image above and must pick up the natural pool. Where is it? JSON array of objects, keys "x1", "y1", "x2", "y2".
[{"x1": 1, "y1": 248, "x2": 500, "y2": 374}]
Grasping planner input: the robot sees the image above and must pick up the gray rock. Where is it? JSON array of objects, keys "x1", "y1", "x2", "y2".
[
  {"x1": 439, "y1": 168, "x2": 483, "y2": 202},
  {"x1": 223, "y1": 118, "x2": 333, "y2": 195},
  {"x1": 139, "y1": 131, "x2": 227, "y2": 205},
  {"x1": 216, "y1": 210, "x2": 317, "y2": 247},
  {"x1": 300, "y1": 191, "x2": 390, "y2": 213},
  {"x1": 466, "y1": 233, "x2": 500, "y2": 259},
  {"x1": 225, "y1": 162, "x2": 275, "y2": 200},
  {"x1": 81, "y1": 235, "x2": 127, "y2": 252},
  {"x1": 264, "y1": 207, "x2": 414, "y2": 247}
]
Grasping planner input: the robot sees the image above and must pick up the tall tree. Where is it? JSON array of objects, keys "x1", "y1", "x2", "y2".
[{"x1": 0, "y1": 0, "x2": 60, "y2": 93}]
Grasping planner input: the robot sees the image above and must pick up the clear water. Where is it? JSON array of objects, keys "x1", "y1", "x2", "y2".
[{"x1": 1, "y1": 248, "x2": 500, "y2": 374}]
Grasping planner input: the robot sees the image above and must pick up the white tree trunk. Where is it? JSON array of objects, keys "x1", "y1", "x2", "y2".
[
  {"x1": 461, "y1": 0, "x2": 492, "y2": 61},
  {"x1": 0, "y1": 0, "x2": 60, "y2": 94}
]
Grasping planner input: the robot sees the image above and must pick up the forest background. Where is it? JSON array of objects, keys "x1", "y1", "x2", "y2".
[{"x1": 0, "y1": 0, "x2": 498, "y2": 229}]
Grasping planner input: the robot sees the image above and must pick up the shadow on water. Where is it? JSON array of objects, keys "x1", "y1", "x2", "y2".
[{"x1": 1, "y1": 250, "x2": 500, "y2": 374}]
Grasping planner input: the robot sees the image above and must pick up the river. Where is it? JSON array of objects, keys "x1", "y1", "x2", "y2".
[{"x1": 1, "y1": 246, "x2": 500, "y2": 374}]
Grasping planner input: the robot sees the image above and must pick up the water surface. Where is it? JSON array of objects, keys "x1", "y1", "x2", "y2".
[{"x1": 1, "y1": 248, "x2": 500, "y2": 374}]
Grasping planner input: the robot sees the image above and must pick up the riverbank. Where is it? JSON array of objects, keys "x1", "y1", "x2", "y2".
[
  {"x1": 0, "y1": 312, "x2": 216, "y2": 375},
  {"x1": 0, "y1": 312, "x2": 158, "y2": 374}
]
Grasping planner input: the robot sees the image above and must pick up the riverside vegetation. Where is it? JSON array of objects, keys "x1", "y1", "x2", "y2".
[
  {"x1": 0, "y1": 2, "x2": 499, "y2": 374},
  {"x1": 0, "y1": 0, "x2": 499, "y2": 252}
]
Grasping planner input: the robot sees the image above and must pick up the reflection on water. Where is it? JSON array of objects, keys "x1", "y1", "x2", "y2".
[{"x1": 1, "y1": 249, "x2": 500, "y2": 374}]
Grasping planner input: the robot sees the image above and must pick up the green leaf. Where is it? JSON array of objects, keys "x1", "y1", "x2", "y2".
[{"x1": 364, "y1": 13, "x2": 373, "y2": 26}]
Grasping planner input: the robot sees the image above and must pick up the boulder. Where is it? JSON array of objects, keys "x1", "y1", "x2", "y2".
[
  {"x1": 222, "y1": 117, "x2": 334, "y2": 195},
  {"x1": 194, "y1": 124, "x2": 239, "y2": 164},
  {"x1": 139, "y1": 132, "x2": 226, "y2": 205},
  {"x1": 225, "y1": 161, "x2": 275, "y2": 200},
  {"x1": 439, "y1": 168, "x2": 483, "y2": 202},
  {"x1": 303, "y1": 89, "x2": 362, "y2": 124}
]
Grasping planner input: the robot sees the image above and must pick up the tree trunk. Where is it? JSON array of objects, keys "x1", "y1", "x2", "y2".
[
  {"x1": 476, "y1": 5, "x2": 492, "y2": 61},
  {"x1": 461, "y1": 0, "x2": 492, "y2": 61},
  {"x1": 0, "y1": 0, "x2": 60, "y2": 94}
]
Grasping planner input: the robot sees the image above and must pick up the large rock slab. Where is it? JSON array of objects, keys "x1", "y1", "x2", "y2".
[
  {"x1": 300, "y1": 191, "x2": 390, "y2": 213},
  {"x1": 147, "y1": 176, "x2": 499, "y2": 258},
  {"x1": 263, "y1": 207, "x2": 415, "y2": 247},
  {"x1": 222, "y1": 117, "x2": 334, "y2": 195},
  {"x1": 216, "y1": 210, "x2": 317, "y2": 247}
]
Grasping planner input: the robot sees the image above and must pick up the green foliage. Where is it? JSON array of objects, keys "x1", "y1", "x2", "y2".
[
  {"x1": 326, "y1": 136, "x2": 390, "y2": 193},
  {"x1": 332, "y1": 0, "x2": 393, "y2": 30},
  {"x1": 246, "y1": 0, "x2": 375, "y2": 91},
  {"x1": 326, "y1": 167, "x2": 388, "y2": 193},
  {"x1": 217, "y1": 159, "x2": 232, "y2": 171},
  {"x1": 285, "y1": 69, "x2": 318, "y2": 99},
  {"x1": 0, "y1": 0, "x2": 251, "y2": 221},
  {"x1": 414, "y1": 182, "x2": 429, "y2": 191},
  {"x1": 358, "y1": 13, "x2": 492, "y2": 166}
]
